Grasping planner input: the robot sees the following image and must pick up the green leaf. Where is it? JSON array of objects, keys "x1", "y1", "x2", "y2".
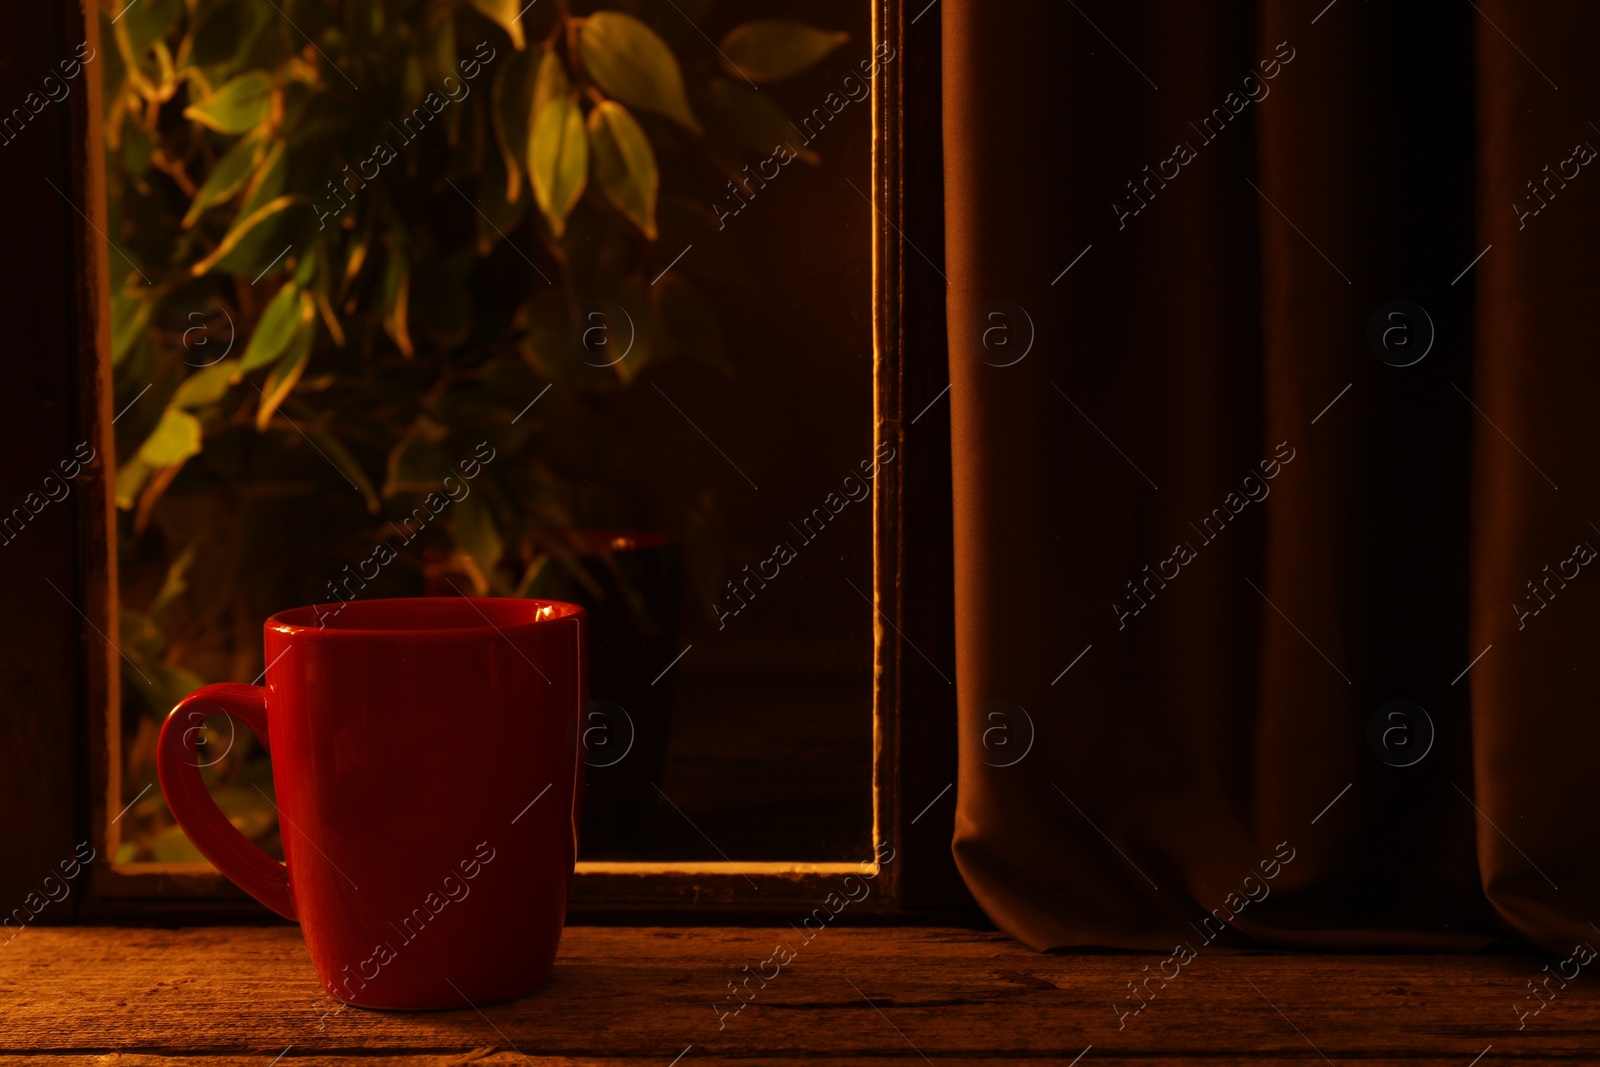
[
  {"x1": 466, "y1": 0, "x2": 526, "y2": 50},
  {"x1": 190, "y1": 2, "x2": 270, "y2": 72},
  {"x1": 121, "y1": 123, "x2": 155, "y2": 177},
  {"x1": 491, "y1": 48, "x2": 537, "y2": 203},
  {"x1": 196, "y1": 139, "x2": 303, "y2": 279},
  {"x1": 533, "y1": 45, "x2": 569, "y2": 120},
  {"x1": 528, "y1": 96, "x2": 588, "y2": 238},
  {"x1": 136, "y1": 408, "x2": 204, "y2": 467},
  {"x1": 341, "y1": 224, "x2": 372, "y2": 296},
  {"x1": 236, "y1": 138, "x2": 287, "y2": 217},
  {"x1": 579, "y1": 12, "x2": 701, "y2": 133},
  {"x1": 120, "y1": 607, "x2": 165, "y2": 663},
  {"x1": 384, "y1": 420, "x2": 452, "y2": 495},
  {"x1": 451, "y1": 493, "x2": 504, "y2": 594},
  {"x1": 292, "y1": 246, "x2": 317, "y2": 287},
  {"x1": 148, "y1": 824, "x2": 208, "y2": 864},
  {"x1": 697, "y1": 78, "x2": 819, "y2": 164},
  {"x1": 588, "y1": 101, "x2": 658, "y2": 239},
  {"x1": 473, "y1": 159, "x2": 528, "y2": 255},
  {"x1": 189, "y1": 193, "x2": 303, "y2": 277},
  {"x1": 183, "y1": 71, "x2": 273, "y2": 135},
  {"x1": 118, "y1": 0, "x2": 183, "y2": 58},
  {"x1": 171, "y1": 359, "x2": 240, "y2": 408},
  {"x1": 309, "y1": 431, "x2": 380, "y2": 514},
  {"x1": 114, "y1": 457, "x2": 153, "y2": 510},
  {"x1": 254, "y1": 324, "x2": 313, "y2": 430},
  {"x1": 212, "y1": 786, "x2": 279, "y2": 840},
  {"x1": 381, "y1": 246, "x2": 414, "y2": 357},
  {"x1": 112, "y1": 290, "x2": 152, "y2": 367},
  {"x1": 313, "y1": 279, "x2": 344, "y2": 348},
  {"x1": 719, "y1": 20, "x2": 849, "y2": 83},
  {"x1": 183, "y1": 133, "x2": 263, "y2": 227},
  {"x1": 402, "y1": 53, "x2": 425, "y2": 108},
  {"x1": 432, "y1": 7, "x2": 459, "y2": 86},
  {"x1": 148, "y1": 543, "x2": 197, "y2": 620},
  {"x1": 238, "y1": 284, "x2": 306, "y2": 372},
  {"x1": 111, "y1": 18, "x2": 160, "y2": 104}
]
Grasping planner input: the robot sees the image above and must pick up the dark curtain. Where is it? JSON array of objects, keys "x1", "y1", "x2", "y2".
[{"x1": 944, "y1": 0, "x2": 1600, "y2": 953}]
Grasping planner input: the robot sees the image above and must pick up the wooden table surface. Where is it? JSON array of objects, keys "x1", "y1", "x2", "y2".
[{"x1": 1, "y1": 926, "x2": 1594, "y2": 1064}]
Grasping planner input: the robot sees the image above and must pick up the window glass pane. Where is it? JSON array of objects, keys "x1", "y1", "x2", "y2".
[{"x1": 102, "y1": 0, "x2": 874, "y2": 866}]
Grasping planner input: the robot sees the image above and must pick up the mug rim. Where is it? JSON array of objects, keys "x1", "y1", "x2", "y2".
[{"x1": 267, "y1": 595, "x2": 584, "y2": 638}]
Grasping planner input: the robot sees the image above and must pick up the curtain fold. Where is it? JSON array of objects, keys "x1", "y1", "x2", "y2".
[
  {"x1": 1469, "y1": 1, "x2": 1600, "y2": 951},
  {"x1": 945, "y1": 0, "x2": 1600, "y2": 954}
]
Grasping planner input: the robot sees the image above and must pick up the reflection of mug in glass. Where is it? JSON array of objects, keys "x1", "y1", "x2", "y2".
[{"x1": 157, "y1": 597, "x2": 586, "y2": 1010}]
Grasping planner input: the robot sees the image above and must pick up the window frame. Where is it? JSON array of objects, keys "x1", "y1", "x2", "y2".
[{"x1": 2, "y1": 0, "x2": 966, "y2": 924}]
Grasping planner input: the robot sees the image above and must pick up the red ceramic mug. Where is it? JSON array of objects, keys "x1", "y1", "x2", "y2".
[{"x1": 157, "y1": 597, "x2": 585, "y2": 1010}]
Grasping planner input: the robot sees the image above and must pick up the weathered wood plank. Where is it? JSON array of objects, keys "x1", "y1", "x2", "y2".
[{"x1": 0, "y1": 927, "x2": 1594, "y2": 1062}]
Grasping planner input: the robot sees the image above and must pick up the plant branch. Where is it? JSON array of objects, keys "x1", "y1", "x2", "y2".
[{"x1": 149, "y1": 151, "x2": 198, "y2": 197}]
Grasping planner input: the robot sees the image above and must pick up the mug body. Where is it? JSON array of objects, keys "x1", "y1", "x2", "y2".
[{"x1": 263, "y1": 597, "x2": 584, "y2": 1009}]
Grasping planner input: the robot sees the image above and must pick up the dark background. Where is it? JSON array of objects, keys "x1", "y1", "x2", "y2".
[{"x1": 589, "y1": 0, "x2": 877, "y2": 861}]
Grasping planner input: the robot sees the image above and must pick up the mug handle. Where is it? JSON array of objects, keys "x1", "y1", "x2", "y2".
[{"x1": 156, "y1": 683, "x2": 298, "y2": 921}]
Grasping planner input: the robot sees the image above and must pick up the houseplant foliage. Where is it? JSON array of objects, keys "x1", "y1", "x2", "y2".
[{"x1": 104, "y1": 0, "x2": 847, "y2": 861}]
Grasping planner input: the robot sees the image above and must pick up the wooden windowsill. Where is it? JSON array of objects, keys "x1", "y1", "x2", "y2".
[{"x1": 0, "y1": 926, "x2": 1590, "y2": 1064}]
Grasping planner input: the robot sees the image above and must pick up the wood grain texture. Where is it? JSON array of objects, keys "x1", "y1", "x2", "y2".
[{"x1": 1, "y1": 927, "x2": 1593, "y2": 1063}]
